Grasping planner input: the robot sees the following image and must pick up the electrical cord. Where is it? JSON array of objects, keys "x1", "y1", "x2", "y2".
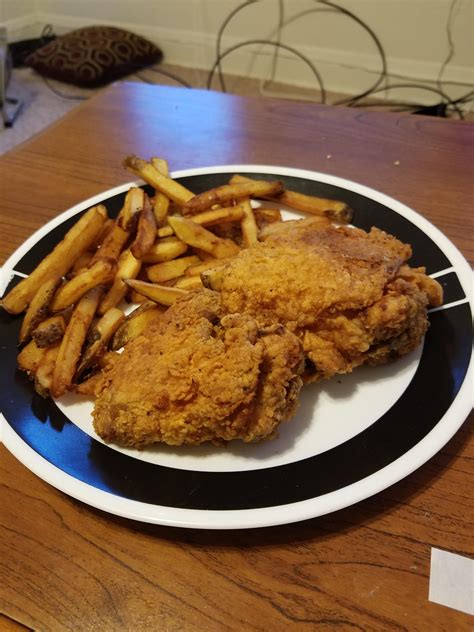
[
  {"x1": 39, "y1": 1, "x2": 471, "y2": 118},
  {"x1": 451, "y1": 88, "x2": 473, "y2": 103},
  {"x1": 207, "y1": 0, "x2": 326, "y2": 101},
  {"x1": 316, "y1": 0, "x2": 388, "y2": 106},
  {"x1": 211, "y1": 0, "x2": 258, "y2": 93},
  {"x1": 208, "y1": 0, "x2": 387, "y2": 105},
  {"x1": 350, "y1": 83, "x2": 467, "y2": 119},
  {"x1": 258, "y1": 5, "x2": 338, "y2": 99},
  {"x1": 437, "y1": 0, "x2": 461, "y2": 94},
  {"x1": 263, "y1": 1, "x2": 472, "y2": 97},
  {"x1": 208, "y1": 0, "x2": 471, "y2": 119},
  {"x1": 264, "y1": 0, "x2": 285, "y2": 89},
  {"x1": 209, "y1": 0, "x2": 363, "y2": 102},
  {"x1": 207, "y1": 39, "x2": 327, "y2": 103},
  {"x1": 136, "y1": 66, "x2": 192, "y2": 88},
  {"x1": 40, "y1": 76, "x2": 89, "y2": 100},
  {"x1": 40, "y1": 63, "x2": 191, "y2": 100}
]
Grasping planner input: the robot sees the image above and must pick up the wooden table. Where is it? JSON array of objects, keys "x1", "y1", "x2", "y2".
[{"x1": 0, "y1": 83, "x2": 472, "y2": 631}]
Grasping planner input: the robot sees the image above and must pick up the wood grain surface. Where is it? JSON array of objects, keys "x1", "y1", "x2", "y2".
[{"x1": 0, "y1": 83, "x2": 472, "y2": 631}]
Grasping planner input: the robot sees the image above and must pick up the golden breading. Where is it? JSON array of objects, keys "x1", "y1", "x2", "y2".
[
  {"x1": 92, "y1": 290, "x2": 304, "y2": 447},
  {"x1": 203, "y1": 218, "x2": 443, "y2": 381}
]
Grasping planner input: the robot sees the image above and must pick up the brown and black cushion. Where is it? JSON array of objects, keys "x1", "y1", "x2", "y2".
[{"x1": 25, "y1": 25, "x2": 163, "y2": 88}]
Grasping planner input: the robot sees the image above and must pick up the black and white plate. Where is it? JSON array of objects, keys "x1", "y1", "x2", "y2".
[{"x1": 1, "y1": 166, "x2": 472, "y2": 529}]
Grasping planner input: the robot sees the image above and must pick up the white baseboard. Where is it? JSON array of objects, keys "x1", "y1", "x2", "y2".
[
  {"x1": 1, "y1": 15, "x2": 43, "y2": 42},
  {"x1": 3, "y1": 11, "x2": 473, "y2": 105}
]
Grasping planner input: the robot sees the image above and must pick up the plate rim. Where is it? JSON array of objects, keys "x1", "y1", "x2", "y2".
[{"x1": 1, "y1": 164, "x2": 472, "y2": 529}]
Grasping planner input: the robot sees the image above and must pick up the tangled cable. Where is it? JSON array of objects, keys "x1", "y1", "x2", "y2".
[
  {"x1": 206, "y1": 0, "x2": 473, "y2": 118},
  {"x1": 40, "y1": 1, "x2": 472, "y2": 119}
]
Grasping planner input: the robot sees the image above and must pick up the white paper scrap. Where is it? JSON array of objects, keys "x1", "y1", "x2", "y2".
[{"x1": 429, "y1": 548, "x2": 474, "y2": 615}]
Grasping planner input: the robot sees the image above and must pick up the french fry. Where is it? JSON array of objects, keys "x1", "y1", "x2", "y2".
[
  {"x1": 59, "y1": 305, "x2": 74, "y2": 324},
  {"x1": 168, "y1": 216, "x2": 240, "y2": 258},
  {"x1": 174, "y1": 276, "x2": 204, "y2": 290},
  {"x1": 240, "y1": 198, "x2": 259, "y2": 247},
  {"x1": 31, "y1": 315, "x2": 66, "y2": 348},
  {"x1": 151, "y1": 157, "x2": 168, "y2": 174},
  {"x1": 193, "y1": 204, "x2": 246, "y2": 226},
  {"x1": 89, "y1": 188, "x2": 144, "y2": 267},
  {"x1": 117, "y1": 187, "x2": 145, "y2": 231},
  {"x1": 69, "y1": 251, "x2": 94, "y2": 277},
  {"x1": 123, "y1": 156, "x2": 194, "y2": 206},
  {"x1": 17, "y1": 339, "x2": 47, "y2": 375},
  {"x1": 19, "y1": 275, "x2": 62, "y2": 344},
  {"x1": 253, "y1": 207, "x2": 283, "y2": 229},
  {"x1": 229, "y1": 174, "x2": 353, "y2": 223},
  {"x1": 89, "y1": 222, "x2": 129, "y2": 265},
  {"x1": 50, "y1": 260, "x2": 115, "y2": 313},
  {"x1": 130, "y1": 195, "x2": 157, "y2": 259},
  {"x1": 90, "y1": 218, "x2": 115, "y2": 251},
  {"x1": 98, "y1": 249, "x2": 142, "y2": 315},
  {"x1": 190, "y1": 247, "x2": 215, "y2": 262},
  {"x1": 185, "y1": 256, "x2": 235, "y2": 277},
  {"x1": 75, "y1": 370, "x2": 105, "y2": 396},
  {"x1": 122, "y1": 300, "x2": 159, "y2": 316},
  {"x1": 157, "y1": 204, "x2": 246, "y2": 238},
  {"x1": 34, "y1": 343, "x2": 61, "y2": 398},
  {"x1": 51, "y1": 286, "x2": 103, "y2": 398},
  {"x1": 146, "y1": 255, "x2": 200, "y2": 283},
  {"x1": 204, "y1": 204, "x2": 244, "y2": 222},
  {"x1": 127, "y1": 288, "x2": 148, "y2": 304},
  {"x1": 183, "y1": 180, "x2": 284, "y2": 214},
  {"x1": 76, "y1": 307, "x2": 125, "y2": 377},
  {"x1": 210, "y1": 220, "x2": 243, "y2": 245},
  {"x1": 111, "y1": 303, "x2": 164, "y2": 350},
  {"x1": 14, "y1": 157, "x2": 357, "y2": 408},
  {"x1": 141, "y1": 237, "x2": 189, "y2": 263},
  {"x1": 150, "y1": 157, "x2": 170, "y2": 224},
  {"x1": 152, "y1": 194, "x2": 170, "y2": 226},
  {"x1": 276, "y1": 189, "x2": 352, "y2": 222},
  {"x1": 1, "y1": 205, "x2": 107, "y2": 314},
  {"x1": 124, "y1": 279, "x2": 187, "y2": 306}
]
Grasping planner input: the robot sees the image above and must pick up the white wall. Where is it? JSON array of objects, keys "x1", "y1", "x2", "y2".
[
  {"x1": 0, "y1": 0, "x2": 39, "y2": 39},
  {"x1": 1, "y1": 0, "x2": 472, "y2": 103},
  {"x1": 0, "y1": 0, "x2": 35, "y2": 23}
]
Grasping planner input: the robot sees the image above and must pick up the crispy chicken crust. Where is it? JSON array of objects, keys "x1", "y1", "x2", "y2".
[
  {"x1": 93, "y1": 218, "x2": 443, "y2": 447},
  {"x1": 92, "y1": 289, "x2": 304, "y2": 446},
  {"x1": 203, "y1": 218, "x2": 443, "y2": 381}
]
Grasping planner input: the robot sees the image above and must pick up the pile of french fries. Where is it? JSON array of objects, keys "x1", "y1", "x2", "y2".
[{"x1": 1, "y1": 155, "x2": 353, "y2": 400}]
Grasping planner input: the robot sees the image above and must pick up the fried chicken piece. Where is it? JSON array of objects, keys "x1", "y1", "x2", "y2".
[
  {"x1": 92, "y1": 289, "x2": 303, "y2": 447},
  {"x1": 203, "y1": 218, "x2": 443, "y2": 382}
]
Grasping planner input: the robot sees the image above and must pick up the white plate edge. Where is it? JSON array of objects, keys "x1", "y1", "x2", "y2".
[
  {"x1": 1, "y1": 165, "x2": 473, "y2": 297},
  {"x1": 1, "y1": 361, "x2": 472, "y2": 530},
  {"x1": 1, "y1": 165, "x2": 473, "y2": 529}
]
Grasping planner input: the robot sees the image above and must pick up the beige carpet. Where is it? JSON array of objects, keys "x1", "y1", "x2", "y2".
[{"x1": 1, "y1": 67, "x2": 97, "y2": 153}]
